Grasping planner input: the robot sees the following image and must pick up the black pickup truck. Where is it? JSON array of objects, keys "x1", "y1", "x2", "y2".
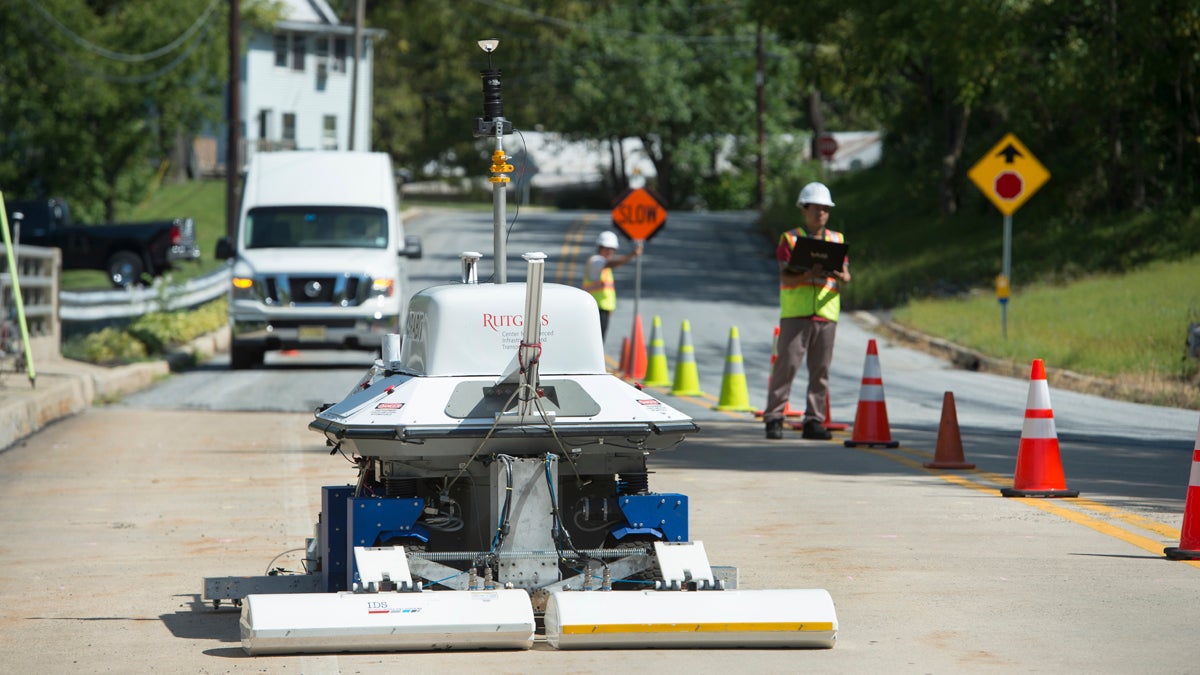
[{"x1": 4, "y1": 197, "x2": 200, "y2": 287}]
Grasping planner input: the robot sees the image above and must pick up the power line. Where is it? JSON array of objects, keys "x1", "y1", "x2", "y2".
[
  {"x1": 23, "y1": 0, "x2": 220, "y2": 63},
  {"x1": 55, "y1": 14, "x2": 215, "y2": 84}
]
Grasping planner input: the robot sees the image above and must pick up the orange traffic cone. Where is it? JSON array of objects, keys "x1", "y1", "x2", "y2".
[
  {"x1": 1000, "y1": 359, "x2": 1079, "y2": 498},
  {"x1": 844, "y1": 339, "x2": 899, "y2": 448},
  {"x1": 923, "y1": 391, "x2": 975, "y2": 469},
  {"x1": 1164, "y1": 416, "x2": 1200, "y2": 560},
  {"x1": 754, "y1": 326, "x2": 804, "y2": 418},
  {"x1": 619, "y1": 337, "x2": 631, "y2": 376},
  {"x1": 823, "y1": 392, "x2": 849, "y2": 431},
  {"x1": 627, "y1": 314, "x2": 647, "y2": 380},
  {"x1": 789, "y1": 392, "x2": 847, "y2": 432}
]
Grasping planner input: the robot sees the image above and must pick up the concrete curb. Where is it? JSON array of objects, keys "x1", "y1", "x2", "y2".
[
  {"x1": 0, "y1": 327, "x2": 230, "y2": 452},
  {"x1": 854, "y1": 310, "x2": 1122, "y2": 393}
]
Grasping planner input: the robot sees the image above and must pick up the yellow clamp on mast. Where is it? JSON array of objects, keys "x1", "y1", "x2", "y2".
[{"x1": 489, "y1": 150, "x2": 513, "y2": 183}]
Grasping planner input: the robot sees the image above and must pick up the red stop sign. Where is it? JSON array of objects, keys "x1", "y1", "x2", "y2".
[
  {"x1": 994, "y1": 171, "x2": 1024, "y2": 200},
  {"x1": 817, "y1": 134, "x2": 838, "y2": 160}
]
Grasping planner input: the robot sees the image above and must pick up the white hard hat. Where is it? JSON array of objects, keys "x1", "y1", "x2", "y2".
[
  {"x1": 596, "y1": 231, "x2": 619, "y2": 249},
  {"x1": 796, "y1": 182, "x2": 835, "y2": 208}
]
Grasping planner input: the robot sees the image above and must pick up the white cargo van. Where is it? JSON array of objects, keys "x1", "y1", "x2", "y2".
[{"x1": 215, "y1": 151, "x2": 422, "y2": 369}]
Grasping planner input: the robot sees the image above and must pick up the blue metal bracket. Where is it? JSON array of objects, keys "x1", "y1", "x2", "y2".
[
  {"x1": 611, "y1": 493, "x2": 688, "y2": 543},
  {"x1": 320, "y1": 486, "x2": 426, "y2": 592}
]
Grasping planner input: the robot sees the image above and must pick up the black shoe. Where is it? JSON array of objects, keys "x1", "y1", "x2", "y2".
[
  {"x1": 801, "y1": 419, "x2": 832, "y2": 440},
  {"x1": 765, "y1": 419, "x2": 784, "y2": 439}
]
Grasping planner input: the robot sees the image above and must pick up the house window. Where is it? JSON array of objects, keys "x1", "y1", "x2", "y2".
[
  {"x1": 282, "y1": 113, "x2": 296, "y2": 147},
  {"x1": 333, "y1": 37, "x2": 347, "y2": 73},
  {"x1": 291, "y1": 34, "x2": 306, "y2": 72},
  {"x1": 257, "y1": 109, "x2": 271, "y2": 139},
  {"x1": 322, "y1": 116, "x2": 337, "y2": 150},
  {"x1": 274, "y1": 34, "x2": 287, "y2": 67},
  {"x1": 316, "y1": 36, "x2": 329, "y2": 62}
]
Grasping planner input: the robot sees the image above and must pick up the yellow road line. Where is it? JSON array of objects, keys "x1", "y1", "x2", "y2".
[
  {"x1": 853, "y1": 442, "x2": 1200, "y2": 569},
  {"x1": 555, "y1": 214, "x2": 594, "y2": 285},
  {"x1": 1068, "y1": 497, "x2": 1184, "y2": 540}
]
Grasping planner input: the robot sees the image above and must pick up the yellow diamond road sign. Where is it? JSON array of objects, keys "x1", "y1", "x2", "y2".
[{"x1": 967, "y1": 133, "x2": 1050, "y2": 216}]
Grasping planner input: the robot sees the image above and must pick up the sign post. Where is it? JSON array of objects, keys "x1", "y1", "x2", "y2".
[
  {"x1": 967, "y1": 133, "x2": 1049, "y2": 338},
  {"x1": 611, "y1": 187, "x2": 667, "y2": 369}
]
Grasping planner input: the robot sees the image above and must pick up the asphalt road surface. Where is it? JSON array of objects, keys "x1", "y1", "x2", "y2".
[{"x1": 1, "y1": 207, "x2": 1197, "y2": 673}]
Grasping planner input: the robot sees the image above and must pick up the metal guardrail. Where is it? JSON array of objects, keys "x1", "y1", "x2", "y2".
[
  {"x1": 59, "y1": 265, "x2": 230, "y2": 322},
  {"x1": 1, "y1": 243, "x2": 59, "y2": 334}
]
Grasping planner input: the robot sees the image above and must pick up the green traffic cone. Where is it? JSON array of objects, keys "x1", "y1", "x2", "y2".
[
  {"x1": 671, "y1": 319, "x2": 705, "y2": 396},
  {"x1": 714, "y1": 326, "x2": 754, "y2": 412},
  {"x1": 642, "y1": 316, "x2": 671, "y2": 387}
]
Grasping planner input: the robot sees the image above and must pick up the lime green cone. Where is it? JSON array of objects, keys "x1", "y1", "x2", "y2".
[
  {"x1": 642, "y1": 316, "x2": 672, "y2": 387},
  {"x1": 671, "y1": 319, "x2": 705, "y2": 396},
  {"x1": 715, "y1": 326, "x2": 754, "y2": 412}
]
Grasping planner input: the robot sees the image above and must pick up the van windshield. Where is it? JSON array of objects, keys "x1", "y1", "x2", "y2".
[{"x1": 244, "y1": 206, "x2": 388, "y2": 249}]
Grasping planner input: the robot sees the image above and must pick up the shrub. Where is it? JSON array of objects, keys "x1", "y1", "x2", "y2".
[
  {"x1": 65, "y1": 297, "x2": 228, "y2": 364},
  {"x1": 64, "y1": 327, "x2": 148, "y2": 365}
]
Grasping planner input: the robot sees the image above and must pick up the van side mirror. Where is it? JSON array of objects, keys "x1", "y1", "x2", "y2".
[
  {"x1": 215, "y1": 237, "x2": 235, "y2": 260},
  {"x1": 401, "y1": 234, "x2": 423, "y2": 259}
]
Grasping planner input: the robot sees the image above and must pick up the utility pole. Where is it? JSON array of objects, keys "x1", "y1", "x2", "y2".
[
  {"x1": 225, "y1": 0, "x2": 241, "y2": 240},
  {"x1": 348, "y1": 0, "x2": 363, "y2": 150},
  {"x1": 755, "y1": 21, "x2": 766, "y2": 211}
]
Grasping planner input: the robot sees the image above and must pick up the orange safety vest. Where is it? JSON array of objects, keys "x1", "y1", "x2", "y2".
[
  {"x1": 779, "y1": 227, "x2": 845, "y2": 321},
  {"x1": 583, "y1": 258, "x2": 616, "y2": 311}
]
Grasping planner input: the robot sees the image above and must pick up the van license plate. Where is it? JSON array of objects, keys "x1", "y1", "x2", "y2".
[{"x1": 298, "y1": 326, "x2": 326, "y2": 341}]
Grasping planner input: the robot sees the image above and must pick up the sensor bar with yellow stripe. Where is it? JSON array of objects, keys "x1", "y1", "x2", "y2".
[{"x1": 543, "y1": 588, "x2": 837, "y2": 649}]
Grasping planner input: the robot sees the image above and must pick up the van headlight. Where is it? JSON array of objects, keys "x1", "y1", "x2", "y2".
[
  {"x1": 369, "y1": 278, "x2": 395, "y2": 298},
  {"x1": 231, "y1": 276, "x2": 256, "y2": 300}
]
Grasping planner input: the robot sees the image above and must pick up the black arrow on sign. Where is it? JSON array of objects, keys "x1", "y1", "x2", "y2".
[{"x1": 996, "y1": 143, "x2": 1023, "y2": 163}]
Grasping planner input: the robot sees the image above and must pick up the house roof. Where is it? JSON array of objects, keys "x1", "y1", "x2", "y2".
[
  {"x1": 273, "y1": 0, "x2": 386, "y2": 37},
  {"x1": 278, "y1": 0, "x2": 338, "y2": 25}
]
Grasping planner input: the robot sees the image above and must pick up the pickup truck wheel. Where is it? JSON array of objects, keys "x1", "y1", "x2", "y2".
[
  {"x1": 230, "y1": 343, "x2": 265, "y2": 370},
  {"x1": 106, "y1": 251, "x2": 144, "y2": 288}
]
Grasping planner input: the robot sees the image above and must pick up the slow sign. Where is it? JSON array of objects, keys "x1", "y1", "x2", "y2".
[{"x1": 611, "y1": 187, "x2": 667, "y2": 242}]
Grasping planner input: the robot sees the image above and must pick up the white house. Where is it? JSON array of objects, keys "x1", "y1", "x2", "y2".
[{"x1": 201, "y1": 0, "x2": 383, "y2": 173}]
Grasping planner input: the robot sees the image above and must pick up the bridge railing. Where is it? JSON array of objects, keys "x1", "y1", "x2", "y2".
[{"x1": 1, "y1": 243, "x2": 60, "y2": 362}]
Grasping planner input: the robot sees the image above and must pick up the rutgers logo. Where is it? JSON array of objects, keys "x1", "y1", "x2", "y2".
[
  {"x1": 406, "y1": 311, "x2": 428, "y2": 342},
  {"x1": 482, "y1": 313, "x2": 550, "y2": 331}
]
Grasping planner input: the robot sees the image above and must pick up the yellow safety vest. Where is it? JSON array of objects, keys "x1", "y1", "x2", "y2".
[
  {"x1": 583, "y1": 261, "x2": 616, "y2": 311},
  {"x1": 779, "y1": 227, "x2": 845, "y2": 321}
]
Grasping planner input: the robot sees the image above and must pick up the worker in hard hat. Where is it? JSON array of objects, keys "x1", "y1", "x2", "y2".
[
  {"x1": 763, "y1": 181, "x2": 851, "y2": 441},
  {"x1": 582, "y1": 230, "x2": 643, "y2": 341}
]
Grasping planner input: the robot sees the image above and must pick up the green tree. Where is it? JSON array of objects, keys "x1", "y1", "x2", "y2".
[
  {"x1": 0, "y1": 0, "x2": 228, "y2": 221},
  {"x1": 754, "y1": 0, "x2": 1200, "y2": 217},
  {"x1": 367, "y1": 0, "x2": 798, "y2": 209}
]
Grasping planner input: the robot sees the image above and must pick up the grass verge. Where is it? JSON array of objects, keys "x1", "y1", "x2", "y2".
[{"x1": 891, "y1": 255, "x2": 1200, "y2": 408}]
